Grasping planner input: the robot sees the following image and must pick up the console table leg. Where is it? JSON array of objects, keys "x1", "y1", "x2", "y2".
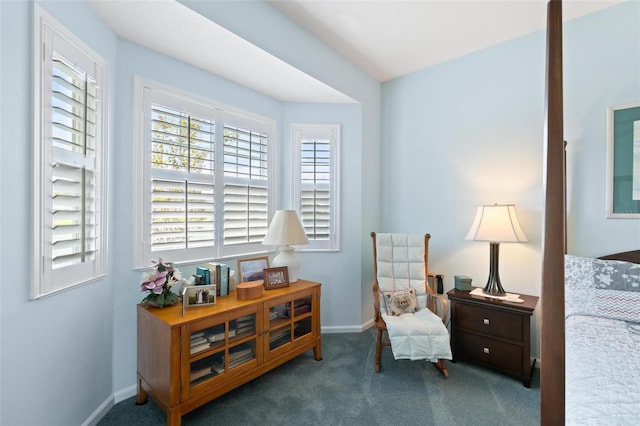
[
  {"x1": 135, "y1": 378, "x2": 148, "y2": 405},
  {"x1": 168, "y1": 408, "x2": 181, "y2": 426},
  {"x1": 313, "y1": 341, "x2": 323, "y2": 361}
]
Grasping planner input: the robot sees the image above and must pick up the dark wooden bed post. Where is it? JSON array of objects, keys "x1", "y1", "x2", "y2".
[{"x1": 541, "y1": 0, "x2": 565, "y2": 424}]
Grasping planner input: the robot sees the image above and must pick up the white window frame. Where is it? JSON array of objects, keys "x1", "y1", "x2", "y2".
[
  {"x1": 32, "y1": 6, "x2": 108, "y2": 298},
  {"x1": 132, "y1": 78, "x2": 275, "y2": 269},
  {"x1": 292, "y1": 123, "x2": 340, "y2": 251}
]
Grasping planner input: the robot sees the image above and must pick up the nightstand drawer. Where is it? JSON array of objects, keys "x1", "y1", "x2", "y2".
[
  {"x1": 456, "y1": 303, "x2": 522, "y2": 341},
  {"x1": 456, "y1": 331, "x2": 523, "y2": 373}
]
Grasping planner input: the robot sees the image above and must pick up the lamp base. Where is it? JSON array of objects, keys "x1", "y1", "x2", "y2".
[
  {"x1": 483, "y1": 242, "x2": 506, "y2": 295},
  {"x1": 272, "y1": 245, "x2": 301, "y2": 282}
]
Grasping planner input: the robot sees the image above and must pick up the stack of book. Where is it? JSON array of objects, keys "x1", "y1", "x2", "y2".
[
  {"x1": 232, "y1": 315, "x2": 255, "y2": 336},
  {"x1": 203, "y1": 328, "x2": 236, "y2": 343},
  {"x1": 190, "y1": 331, "x2": 211, "y2": 355},
  {"x1": 190, "y1": 355, "x2": 224, "y2": 383},
  {"x1": 285, "y1": 303, "x2": 311, "y2": 318},
  {"x1": 269, "y1": 327, "x2": 290, "y2": 350},
  {"x1": 228, "y1": 347, "x2": 254, "y2": 369}
]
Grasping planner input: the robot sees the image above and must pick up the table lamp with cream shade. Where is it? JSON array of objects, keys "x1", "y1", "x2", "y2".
[
  {"x1": 262, "y1": 210, "x2": 309, "y2": 282},
  {"x1": 465, "y1": 204, "x2": 528, "y2": 295}
]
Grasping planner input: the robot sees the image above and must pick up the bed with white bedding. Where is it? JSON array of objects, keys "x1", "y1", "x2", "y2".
[{"x1": 565, "y1": 254, "x2": 640, "y2": 425}]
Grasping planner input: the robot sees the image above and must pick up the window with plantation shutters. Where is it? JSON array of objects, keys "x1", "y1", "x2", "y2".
[
  {"x1": 133, "y1": 79, "x2": 274, "y2": 267},
  {"x1": 223, "y1": 124, "x2": 269, "y2": 246},
  {"x1": 292, "y1": 124, "x2": 340, "y2": 251},
  {"x1": 32, "y1": 6, "x2": 107, "y2": 298}
]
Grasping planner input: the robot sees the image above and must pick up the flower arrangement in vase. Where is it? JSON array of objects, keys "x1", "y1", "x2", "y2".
[{"x1": 140, "y1": 258, "x2": 181, "y2": 308}]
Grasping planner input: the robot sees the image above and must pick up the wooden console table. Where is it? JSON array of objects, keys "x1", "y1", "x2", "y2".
[{"x1": 137, "y1": 279, "x2": 322, "y2": 425}]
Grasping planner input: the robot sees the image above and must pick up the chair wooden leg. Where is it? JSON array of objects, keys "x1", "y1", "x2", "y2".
[
  {"x1": 375, "y1": 328, "x2": 383, "y2": 372},
  {"x1": 432, "y1": 359, "x2": 449, "y2": 377}
]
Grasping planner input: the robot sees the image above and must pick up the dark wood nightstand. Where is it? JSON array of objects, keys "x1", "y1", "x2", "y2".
[{"x1": 447, "y1": 288, "x2": 538, "y2": 387}]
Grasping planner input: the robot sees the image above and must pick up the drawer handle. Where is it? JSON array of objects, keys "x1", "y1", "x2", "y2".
[
  {"x1": 483, "y1": 318, "x2": 490, "y2": 325},
  {"x1": 483, "y1": 347, "x2": 490, "y2": 354}
]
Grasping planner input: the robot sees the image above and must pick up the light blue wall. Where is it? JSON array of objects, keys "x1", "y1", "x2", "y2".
[
  {"x1": 380, "y1": 0, "x2": 640, "y2": 361},
  {"x1": 382, "y1": 29, "x2": 546, "y2": 358},
  {"x1": 381, "y1": 17, "x2": 546, "y2": 292},
  {"x1": 282, "y1": 103, "x2": 364, "y2": 331},
  {"x1": 564, "y1": 1, "x2": 640, "y2": 255},
  {"x1": 0, "y1": 1, "x2": 118, "y2": 425}
]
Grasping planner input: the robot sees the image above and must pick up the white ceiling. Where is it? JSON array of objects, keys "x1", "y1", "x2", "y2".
[
  {"x1": 88, "y1": 0, "x2": 622, "y2": 102},
  {"x1": 271, "y1": 0, "x2": 623, "y2": 82}
]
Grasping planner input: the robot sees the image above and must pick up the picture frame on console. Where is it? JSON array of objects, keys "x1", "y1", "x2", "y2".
[
  {"x1": 237, "y1": 256, "x2": 270, "y2": 282},
  {"x1": 182, "y1": 284, "x2": 216, "y2": 316},
  {"x1": 606, "y1": 103, "x2": 640, "y2": 218},
  {"x1": 263, "y1": 266, "x2": 289, "y2": 290}
]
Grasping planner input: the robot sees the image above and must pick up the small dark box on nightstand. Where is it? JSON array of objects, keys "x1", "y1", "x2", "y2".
[{"x1": 454, "y1": 275, "x2": 472, "y2": 291}]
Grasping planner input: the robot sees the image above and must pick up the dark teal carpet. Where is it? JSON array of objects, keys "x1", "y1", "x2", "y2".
[{"x1": 99, "y1": 329, "x2": 539, "y2": 425}]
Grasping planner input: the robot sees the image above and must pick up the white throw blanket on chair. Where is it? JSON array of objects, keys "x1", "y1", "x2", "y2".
[
  {"x1": 382, "y1": 309, "x2": 452, "y2": 362},
  {"x1": 375, "y1": 233, "x2": 452, "y2": 363}
]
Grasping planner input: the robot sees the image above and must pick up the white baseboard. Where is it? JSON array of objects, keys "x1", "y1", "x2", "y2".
[
  {"x1": 114, "y1": 384, "x2": 138, "y2": 403},
  {"x1": 82, "y1": 384, "x2": 136, "y2": 425},
  {"x1": 361, "y1": 319, "x2": 375, "y2": 330},
  {"x1": 321, "y1": 319, "x2": 374, "y2": 334},
  {"x1": 81, "y1": 394, "x2": 114, "y2": 426}
]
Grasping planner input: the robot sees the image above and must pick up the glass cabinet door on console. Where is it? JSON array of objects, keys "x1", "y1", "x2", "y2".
[
  {"x1": 264, "y1": 293, "x2": 316, "y2": 361},
  {"x1": 180, "y1": 305, "x2": 259, "y2": 400}
]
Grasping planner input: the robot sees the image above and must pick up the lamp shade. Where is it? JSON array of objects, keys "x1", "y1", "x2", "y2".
[
  {"x1": 465, "y1": 204, "x2": 527, "y2": 295},
  {"x1": 263, "y1": 210, "x2": 308, "y2": 283},
  {"x1": 263, "y1": 210, "x2": 309, "y2": 246},
  {"x1": 465, "y1": 204, "x2": 528, "y2": 243}
]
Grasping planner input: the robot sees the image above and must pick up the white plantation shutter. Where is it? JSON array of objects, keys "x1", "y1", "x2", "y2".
[
  {"x1": 223, "y1": 124, "x2": 269, "y2": 247},
  {"x1": 150, "y1": 180, "x2": 215, "y2": 250},
  {"x1": 51, "y1": 164, "x2": 96, "y2": 269},
  {"x1": 293, "y1": 124, "x2": 340, "y2": 251},
  {"x1": 300, "y1": 139, "x2": 331, "y2": 240},
  {"x1": 186, "y1": 182, "x2": 216, "y2": 247},
  {"x1": 134, "y1": 80, "x2": 274, "y2": 266},
  {"x1": 151, "y1": 179, "x2": 187, "y2": 250},
  {"x1": 52, "y1": 57, "x2": 97, "y2": 154},
  {"x1": 151, "y1": 105, "x2": 215, "y2": 174},
  {"x1": 50, "y1": 56, "x2": 98, "y2": 270},
  {"x1": 33, "y1": 7, "x2": 107, "y2": 298},
  {"x1": 149, "y1": 104, "x2": 215, "y2": 254}
]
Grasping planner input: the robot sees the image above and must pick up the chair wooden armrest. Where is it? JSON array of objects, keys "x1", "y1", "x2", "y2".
[
  {"x1": 428, "y1": 293, "x2": 449, "y2": 325},
  {"x1": 426, "y1": 273, "x2": 448, "y2": 324}
]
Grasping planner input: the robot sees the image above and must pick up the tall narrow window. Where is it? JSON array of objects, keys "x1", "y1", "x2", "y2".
[
  {"x1": 292, "y1": 124, "x2": 340, "y2": 251},
  {"x1": 133, "y1": 79, "x2": 274, "y2": 267},
  {"x1": 33, "y1": 6, "x2": 108, "y2": 298}
]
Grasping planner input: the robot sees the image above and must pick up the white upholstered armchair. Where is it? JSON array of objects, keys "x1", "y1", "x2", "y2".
[{"x1": 370, "y1": 232, "x2": 452, "y2": 375}]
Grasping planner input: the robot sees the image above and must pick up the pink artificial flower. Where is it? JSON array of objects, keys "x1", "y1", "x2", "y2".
[{"x1": 140, "y1": 270, "x2": 167, "y2": 294}]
